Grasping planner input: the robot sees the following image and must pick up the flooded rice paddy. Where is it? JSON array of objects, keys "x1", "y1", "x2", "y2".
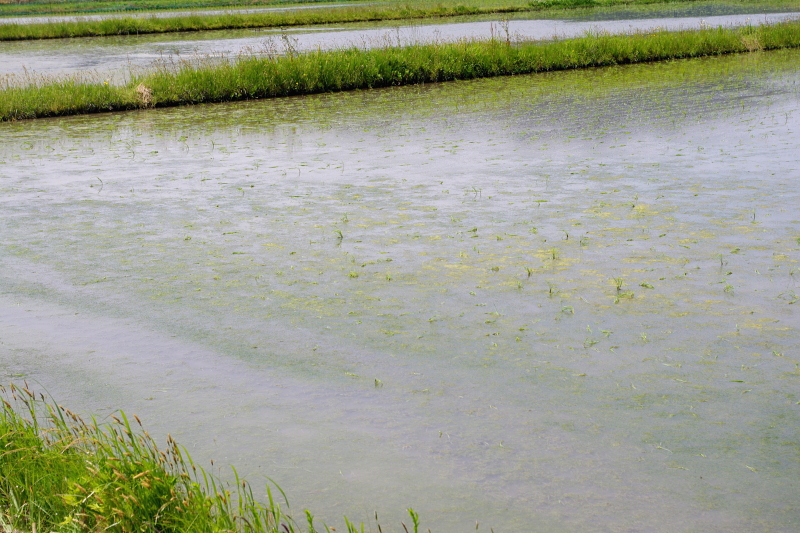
[
  {"x1": 1, "y1": 47, "x2": 800, "y2": 531},
  {"x1": 1, "y1": 8, "x2": 799, "y2": 84}
]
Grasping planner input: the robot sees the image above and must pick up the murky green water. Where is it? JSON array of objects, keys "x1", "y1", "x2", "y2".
[{"x1": 1, "y1": 49, "x2": 799, "y2": 532}]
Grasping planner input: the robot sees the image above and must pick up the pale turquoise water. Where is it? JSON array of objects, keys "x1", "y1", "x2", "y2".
[{"x1": 1, "y1": 49, "x2": 799, "y2": 532}]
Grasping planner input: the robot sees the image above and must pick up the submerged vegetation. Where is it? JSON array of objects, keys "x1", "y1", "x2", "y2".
[
  {"x1": 1, "y1": 0, "x2": 796, "y2": 41},
  {"x1": 0, "y1": 382, "x2": 414, "y2": 533},
  {"x1": 2, "y1": 19, "x2": 800, "y2": 121}
]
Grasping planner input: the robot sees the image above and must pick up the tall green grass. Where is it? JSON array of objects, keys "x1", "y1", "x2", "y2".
[
  {"x1": 0, "y1": 382, "x2": 417, "y2": 533},
  {"x1": 2, "y1": 20, "x2": 799, "y2": 121}
]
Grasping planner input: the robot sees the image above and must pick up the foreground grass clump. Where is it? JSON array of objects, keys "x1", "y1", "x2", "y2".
[
  {"x1": 2, "y1": 20, "x2": 800, "y2": 121},
  {"x1": 0, "y1": 382, "x2": 386, "y2": 533}
]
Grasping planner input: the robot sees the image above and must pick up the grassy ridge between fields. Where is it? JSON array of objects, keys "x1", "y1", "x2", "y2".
[
  {"x1": 0, "y1": 383, "x2": 409, "y2": 533},
  {"x1": 1, "y1": 20, "x2": 799, "y2": 122},
  {"x1": 0, "y1": 0, "x2": 736, "y2": 41}
]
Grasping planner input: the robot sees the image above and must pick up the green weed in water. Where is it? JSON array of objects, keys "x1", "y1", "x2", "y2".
[{"x1": 613, "y1": 276, "x2": 624, "y2": 292}]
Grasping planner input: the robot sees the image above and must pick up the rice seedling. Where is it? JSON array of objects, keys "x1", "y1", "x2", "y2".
[
  {"x1": 0, "y1": 382, "x2": 418, "y2": 533},
  {"x1": 546, "y1": 281, "x2": 559, "y2": 297},
  {"x1": 612, "y1": 278, "x2": 634, "y2": 302},
  {"x1": 613, "y1": 276, "x2": 624, "y2": 292},
  {"x1": 408, "y1": 507, "x2": 421, "y2": 533},
  {"x1": 615, "y1": 290, "x2": 635, "y2": 301},
  {"x1": 4, "y1": 19, "x2": 800, "y2": 121}
]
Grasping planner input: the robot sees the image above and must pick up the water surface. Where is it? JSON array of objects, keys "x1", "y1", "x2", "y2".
[{"x1": 1, "y1": 48, "x2": 799, "y2": 532}]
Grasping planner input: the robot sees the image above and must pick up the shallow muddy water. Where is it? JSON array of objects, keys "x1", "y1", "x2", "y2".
[
  {"x1": 1, "y1": 9, "x2": 799, "y2": 84},
  {"x1": 1, "y1": 48, "x2": 800, "y2": 531}
]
